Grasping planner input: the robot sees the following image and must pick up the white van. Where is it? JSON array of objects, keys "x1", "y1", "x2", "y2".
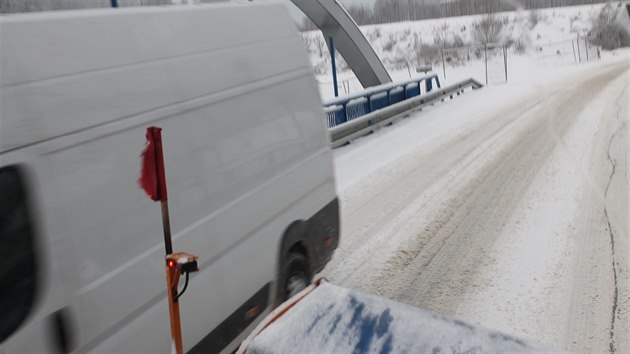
[{"x1": 0, "y1": 3, "x2": 339, "y2": 353}]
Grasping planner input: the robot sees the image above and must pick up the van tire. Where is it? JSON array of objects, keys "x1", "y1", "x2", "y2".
[{"x1": 282, "y1": 253, "x2": 311, "y2": 301}]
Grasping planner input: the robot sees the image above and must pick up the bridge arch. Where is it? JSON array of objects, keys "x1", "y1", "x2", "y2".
[{"x1": 290, "y1": 0, "x2": 392, "y2": 88}]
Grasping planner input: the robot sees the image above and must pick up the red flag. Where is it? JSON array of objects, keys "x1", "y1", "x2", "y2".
[{"x1": 139, "y1": 126, "x2": 168, "y2": 201}]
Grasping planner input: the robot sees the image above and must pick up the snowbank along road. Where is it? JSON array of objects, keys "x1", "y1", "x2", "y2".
[{"x1": 321, "y1": 57, "x2": 629, "y2": 353}]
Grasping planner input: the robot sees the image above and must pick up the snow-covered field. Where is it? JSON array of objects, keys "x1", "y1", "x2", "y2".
[{"x1": 320, "y1": 45, "x2": 630, "y2": 354}]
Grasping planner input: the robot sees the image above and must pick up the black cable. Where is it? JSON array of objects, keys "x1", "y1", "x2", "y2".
[{"x1": 176, "y1": 272, "x2": 189, "y2": 301}]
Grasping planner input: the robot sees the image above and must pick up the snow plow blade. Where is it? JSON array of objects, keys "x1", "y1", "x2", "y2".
[{"x1": 237, "y1": 279, "x2": 559, "y2": 353}]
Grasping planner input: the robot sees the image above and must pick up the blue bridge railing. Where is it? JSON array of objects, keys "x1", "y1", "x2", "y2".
[{"x1": 324, "y1": 74, "x2": 441, "y2": 128}]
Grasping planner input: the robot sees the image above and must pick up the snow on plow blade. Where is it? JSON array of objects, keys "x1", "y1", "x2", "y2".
[{"x1": 237, "y1": 279, "x2": 558, "y2": 353}]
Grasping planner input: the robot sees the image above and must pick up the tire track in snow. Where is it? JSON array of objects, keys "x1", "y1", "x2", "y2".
[
  {"x1": 323, "y1": 96, "x2": 544, "y2": 287},
  {"x1": 369, "y1": 64, "x2": 625, "y2": 311}
]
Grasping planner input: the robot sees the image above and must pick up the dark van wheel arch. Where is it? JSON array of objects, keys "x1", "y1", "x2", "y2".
[{"x1": 276, "y1": 199, "x2": 339, "y2": 304}]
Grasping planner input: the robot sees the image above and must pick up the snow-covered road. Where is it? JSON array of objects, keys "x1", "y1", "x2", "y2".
[{"x1": 321, "y1": 56, "x2": 629, "y2": 353}]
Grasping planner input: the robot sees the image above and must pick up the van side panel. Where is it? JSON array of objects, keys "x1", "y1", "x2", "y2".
[
  {"x1": 0, "y1": 4, "x2": 307, "y2": 152},
  {"x1": 46, "y1": 75, "x2": 333, "y2": 354}
]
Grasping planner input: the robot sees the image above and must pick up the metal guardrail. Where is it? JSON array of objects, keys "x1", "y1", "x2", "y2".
[
  {"x1": 324, "y1": 74, "x2": 441, "y2": 128},
  {"x1": 328, "y1": 78, "x2": 484, "y2": 148}
]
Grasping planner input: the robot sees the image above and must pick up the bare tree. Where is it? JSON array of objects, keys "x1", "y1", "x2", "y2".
[
  {"x1": 295, "y1": 0, "x2": 608, "y2": 31},
  {"x1": 472, "y1": 13, "x2": 506, "y2": 44},
  {"x1": 432, "y1": 22, "x2": 450, "y2": 47},
  {"x1": 589, "y1": 1, "x2": 630, "y2": 50}
]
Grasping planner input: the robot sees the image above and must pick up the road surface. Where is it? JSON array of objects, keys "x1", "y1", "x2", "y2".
[{"x1": 322, "y1": 58, "x2": 629, "y2": 353}]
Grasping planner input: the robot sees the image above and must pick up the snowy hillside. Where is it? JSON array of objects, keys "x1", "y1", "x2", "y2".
[{"x1": 302, "y1": 3, "x2": 608, "y2": 98}]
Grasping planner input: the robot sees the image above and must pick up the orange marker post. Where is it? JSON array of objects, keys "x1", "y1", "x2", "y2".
[{"x1": 139, "y1": 127, "x2": 198, "y2": 354}]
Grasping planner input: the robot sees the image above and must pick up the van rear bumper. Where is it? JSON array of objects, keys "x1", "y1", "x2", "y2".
[{"x1": 307, "y1": 198, "x2": 340, "y2": 274}]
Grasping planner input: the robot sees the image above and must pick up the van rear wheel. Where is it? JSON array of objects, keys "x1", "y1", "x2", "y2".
[{"x1": 283, "y1": 253, "x2": 311, "y2": 301}]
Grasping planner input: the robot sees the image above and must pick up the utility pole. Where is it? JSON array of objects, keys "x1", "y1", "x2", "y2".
[
  {"x1": 585, "y1": 37, "x2": 589, "y2": 62},
  {"x1": 484, "y1": 43, "x2": 488, "y2": 85},
  {"x1": 441, "y1": 46, "x2": 446, "y2": 80},
  {"x1": 503, "y1": 44, "x2": 508, "y2": 82},
  {"x1": 576, "y1": 34, "x2": 581, "y2": 63}
]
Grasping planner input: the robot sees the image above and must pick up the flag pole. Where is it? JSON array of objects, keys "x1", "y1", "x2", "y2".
[
  {"x1": 165, "y1": 250, "x2": 184, "y2": 354},
  {"x1": 159, "y1": 203, "x2": 184, "y2": 354},
  {"x1": 141, "y1": 127, "x2": 184, "y2": 354},
  {"x1": 154, "y1": 130, "x2": 173, "y2": 255}
]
